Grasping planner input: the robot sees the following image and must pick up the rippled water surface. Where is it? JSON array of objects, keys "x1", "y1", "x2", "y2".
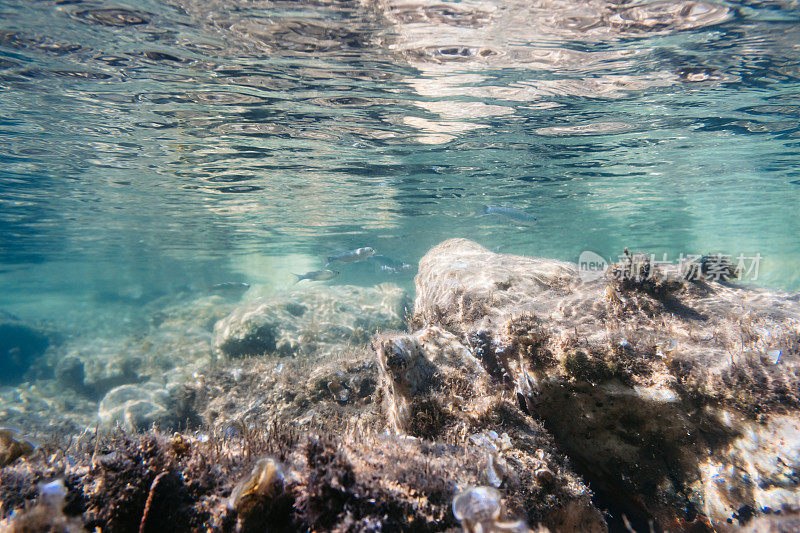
[{"x1": 2, "y1": 0, "x2": 800, "y2": 325}]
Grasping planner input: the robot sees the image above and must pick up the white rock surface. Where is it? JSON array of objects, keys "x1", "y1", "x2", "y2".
[{"x1": 98, "y1": 383, "x2": 173, "y2": 430}]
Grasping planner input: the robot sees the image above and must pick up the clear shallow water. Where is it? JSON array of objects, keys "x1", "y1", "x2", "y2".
[{"x1": 1, "y1": 0, "x2": 800, "y2": 328}]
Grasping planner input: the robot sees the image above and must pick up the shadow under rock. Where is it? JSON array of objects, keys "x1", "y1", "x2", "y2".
[{"x1": 532, "y1": 381, "x2": 740, "y2": 533}]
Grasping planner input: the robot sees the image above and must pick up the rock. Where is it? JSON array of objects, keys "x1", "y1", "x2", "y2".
[
  {"x1": 98, "y1": 383, "x2": 173, "y2": 431},
  {"x1": 54, "y1": 356, "x2": 87, "y2": 392},
  {"x1": 412, "y1": 238, "x2": 579, "y2": 331},
  {"x1": 373, "y1": 326, "x2": 607, "y2": 531},
  {"x1": 50, "y1": 295, "x2": 226, "y2": 400},
  {"x1": 149, "y1": 294, "x2": 234, "y2": 332},
  {"x1": 4, "y1": 240, "x2": 799, "y2": 532},
  {"x1": 0, "y1": 318, "x2": 49, "y2": 385},
  {"x1": 213, "y1": 284, "x2": 408, "y2": 359},
  {"x1": 19, "y1": 294, "x2": 221, "y2": 433},
  {"x1": 78, "y1": 345, "x2": 144, "y2": 396},
  {"x1": 407, "y1": 238, "x2": 800, "y2": 530},
  {"x1": 374, "y1": 327, "x2": 489, "y2": 437},
  {"x1": 452, "y1": 486, "x2": 529, "y2": 532},
  {"x1": 0, "y1": 478, "x2": 84, "y2": 532},
  {"x1": 696, "y1": 414, "x2": 800, "y2": 523},
  {"x1": 0, "y1": 383, "x2": 97, "y2": 436},
  {"x1": 734, "y1": 510, "x2": 800, "y2": 532}
]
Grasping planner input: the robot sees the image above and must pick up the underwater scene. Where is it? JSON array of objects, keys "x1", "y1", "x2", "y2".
[{"x1": 1, "y1": 0, "x2": 800, "y2": 530}]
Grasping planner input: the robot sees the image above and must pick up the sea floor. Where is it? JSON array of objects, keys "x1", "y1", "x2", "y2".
[{"x1": 2, "y1": 241, "x2": 799, "y2": 532}]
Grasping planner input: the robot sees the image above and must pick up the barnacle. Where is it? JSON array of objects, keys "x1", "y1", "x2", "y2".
[
  {"x1": 533, "y1": 466, "x2": 555, "y2": 486},
  {"x1": 229, "y1": 457, "x2": 285, "y2": 513},
  {"x1": 0, "y1": 428, "x2": 35, "y2": 467},
  {"x1": 452, "y1": 486, "x2": 530, "y2": 532}
]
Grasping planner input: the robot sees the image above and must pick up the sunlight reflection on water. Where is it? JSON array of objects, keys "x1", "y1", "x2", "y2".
[{"x1": 1, "y1": 0, "x2": 799, "y2": 323}]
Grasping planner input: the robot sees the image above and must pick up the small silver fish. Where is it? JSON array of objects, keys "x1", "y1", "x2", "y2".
[
  {"x1": 294, "y1": 269, "x2": 339, "y2": 282},
  {"x1": 482, "y1": 205, "x2": 537, "y2": 225},
  {"x1": 210, "y1": 282, "x2": 250, "y2": 293},
  {"x1": 327, "y1": 247, "x2": 375, "y2": 264},
  {"x1": 379, "y1": 263, "x2": 412, "y2": 274},
  {"x1": 372, "y1": 254, "x2": 411, "y2": 270}
]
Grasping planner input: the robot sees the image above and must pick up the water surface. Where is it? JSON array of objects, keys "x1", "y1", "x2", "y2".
[{"x1": 2, "y1": 0, "x2": 800, "y2": 330}]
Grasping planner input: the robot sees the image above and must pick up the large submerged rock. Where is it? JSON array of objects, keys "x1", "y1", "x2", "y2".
[{"x1": 397, "y1": 238, "x2": 800, "y2": 530}]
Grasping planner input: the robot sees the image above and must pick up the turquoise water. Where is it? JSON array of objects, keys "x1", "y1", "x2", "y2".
[{"x1": 2, "y1": 0, "x2": 800, "y2": 329}]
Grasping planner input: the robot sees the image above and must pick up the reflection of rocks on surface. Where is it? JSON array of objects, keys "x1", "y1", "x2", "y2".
[
  {"x1": 401, "y1": 238, "x2": 800, "y2": 530},
  {"x1": 213, "y1": 284, "x2": 409, "y2": 359},
  {"x1": 368, "y1": 0, "x2": 733, "y2": 144}
]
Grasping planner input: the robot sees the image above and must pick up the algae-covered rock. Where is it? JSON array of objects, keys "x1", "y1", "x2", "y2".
[
  {"x1": 407, "y1": 238, "x2": 800, "y2": 530},
  {"x1": 31, "y1": 294, "x2": 230, "y2": 417},
  {"x1": 696, "y1": 414, "x2": 800, "y2": 523},
  {"x1": 213, "y1": 284, "x2": 408, "y2": 359},
  {"x1": 0, "y1": 295, "x2": 229, "y2": 436},
  {"x1": 164, "y1": 335, "x2": 604, "y2": 531},
  {"x1": 0, "y1": 479, "x2": 84, "y2": 533},
  {"x1": 734, "y1": 511, "x2": 800, "y2": 532},
  {"x1": 374, "y1": 326, "x2": 490, "y2": 437},
  {"x1": 373, "y1": 326, "x2": 607, "y2": 531}
]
